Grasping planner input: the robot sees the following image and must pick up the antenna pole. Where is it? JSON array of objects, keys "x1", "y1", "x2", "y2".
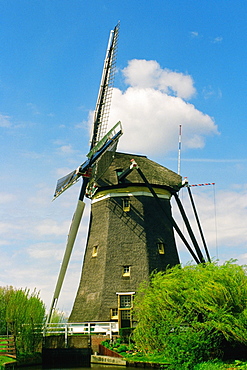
[{"x1": 178, "y1": 124, "x2": 182, "y2": 175}]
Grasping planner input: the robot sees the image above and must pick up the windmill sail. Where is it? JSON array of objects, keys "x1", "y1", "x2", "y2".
[
  {"x1": 47, "y1": 23, "x2": 122, "y2": 325},
  {"x1": 54, "y1": 168, "x2": 81, "y2": 200},
  {"x1": 90, "y1": 21, "x2": 119, "y2": 149},
  {"x1": 46, "y1": 199, "x2": 85, "y2": 325},
  {"x1": 53, "y1": 121, "x2": 122, "y2": 200}
]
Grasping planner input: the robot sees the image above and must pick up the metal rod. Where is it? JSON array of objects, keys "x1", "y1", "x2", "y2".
[
  {"x1": 187, "y1": 186, "x2": 211, "y2": 262},
  {"x1": 173, "y1": 192, "x2": 205, "y2": 263},
  {"x1": 135, "y1": 166, "x2": 201, "y2": 264}
]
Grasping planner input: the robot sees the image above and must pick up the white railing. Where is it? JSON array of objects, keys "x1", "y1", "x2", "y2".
[{"x1": 43, "y1": 321, "x2": 119, "y2": 343}]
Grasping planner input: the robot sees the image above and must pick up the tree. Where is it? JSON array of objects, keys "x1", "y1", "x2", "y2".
[
  {"x1": 0, "y1": 286, "x2": 46, "y2": 354},
  {"x1": 50, "y1": 309, "x2": 67, "y2": 323},
  {"x1": 133, "y1": 261, "x2": 247, "y2": 369}
]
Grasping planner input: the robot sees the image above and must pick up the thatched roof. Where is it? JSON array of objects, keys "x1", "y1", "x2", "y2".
[{"x1": 94, "y1": 152, "x2": 182, "y2": 192}]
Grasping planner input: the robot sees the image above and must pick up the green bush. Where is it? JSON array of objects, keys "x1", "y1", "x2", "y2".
[
  {"x1": 0, "y1": 286, "x2": 45, "y2": 355},
  {"x1": 119, "y1": 327, "x2": 134, "y2": 342},
  {"x1": 133, "y1": 261, "x2": 247, "y2": 369}
]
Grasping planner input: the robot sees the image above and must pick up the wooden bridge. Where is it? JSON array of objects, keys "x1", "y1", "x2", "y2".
[{"x1": 0, "y1": 336, "x2": 16, "y2": 358}]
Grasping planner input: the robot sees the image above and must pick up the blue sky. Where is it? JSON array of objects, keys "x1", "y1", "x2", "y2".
[{"x1": 1, "y1": 0, "x2": 247, "y2": 314}]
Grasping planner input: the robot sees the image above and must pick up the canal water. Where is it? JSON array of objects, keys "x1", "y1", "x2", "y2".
[{"x1": 23, "y1": 365, "x2": 137, "y2": 370}]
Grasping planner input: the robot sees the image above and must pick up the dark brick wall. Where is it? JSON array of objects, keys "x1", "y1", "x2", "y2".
[
  {"x1": 98, "y1": 344, "x2": 123, "y2": 358},
  {"x1": 43, "y1": 335, "x2": 90, "y2": 349},
  {"x1": 91, "y1": 335, "x2": 110, "y2": 353},
  {"x1": 69, "y1": 153, "x2": 181, "y2": 323},
  {"x1": 69, "y1": 192, "x2": 179, "y2": 322}
]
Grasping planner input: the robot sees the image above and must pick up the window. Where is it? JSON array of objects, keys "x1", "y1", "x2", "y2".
[
  {"x1": 120, "y1": 295, "x2": 131, "y2": 308},
  {"x1": 122, "y1": 265, "x2": 130, "y2": 277},
  {"x1": 121, "y1": 310, "x2": 131, "y2": 320},
  {"x1": 111, "y1": 308, "x2": 118, "y2": 319},
  {"x1": 116, "y1": 292, "x2": 135, "y2": 328},
  {"x1": 123, "y1": 198, "x2": 130, "y2": 212},
  {"x1": 157, "y1": 242, "x2": 165, "y2": 255},
  {"x1": 92, "y1": 245, "x2": 98, "y2": 257}
]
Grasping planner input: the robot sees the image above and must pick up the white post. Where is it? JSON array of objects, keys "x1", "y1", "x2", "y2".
[
  {"x1": 65, "y1": 323, "x2": 68, "y2": 348},
  {"x1": 178, "y1": 124, "x2": 182, "y2": 175}
]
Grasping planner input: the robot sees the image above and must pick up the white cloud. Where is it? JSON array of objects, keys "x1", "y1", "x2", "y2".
[
  {"x1": 104, "y1": 59, "x2": 219, "y2": 157},
  {"x1": 27, "y1": 102, "x2": 40, "y2": 115},
  {"x1": 190, "y1": 31, "x2": 200, "y2": 38},
  {"x1": 0, "y1": 222, "x2": 20, "y2": 236},
  {"x1": 173, "y1": 185, "x2": 247, "y2": 264},
  {"x1": 122, "y1": 59, "x2": 196, "y2": 99},
  {"x1": 0, "y1": 240, "x2": 11, "y2": 246},
  {"x1": 27, "y1": 242, "x2": 64, "y2": 260},
  {"x1": 109, "y1": 87, "x2": 218, "y2": 156},
  {"x1": 0, "y1": 192, "x2": 16, "y2": 204},
  {"x1": 56, "y1": 144, "x2": 75, "y2": 155},
  {"x1": 0, "y1": 114, "x2": 12, "y2": 127},
  {"x1": 35, "y1": 219, "x2": 70, "y2": 236},
  {"x1": 212, "y1": 36, "x2": 223, "y2": 44},
  {"x1": 202, "y1": 85, "x2": 222, "y2": 100}
]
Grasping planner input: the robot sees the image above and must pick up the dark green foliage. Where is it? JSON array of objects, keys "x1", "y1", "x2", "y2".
[
  {"x1": 119, "y1": 327, "x2": 134, "y2": 342},
  {"x1": 0, "y1": 286, "x2": 45, "y2": 355},
  {"x1": 50, "y1": 309, "x2": 67, "y2": 323},
  {"x1": 133, "y1": 261, "x2": 247, "y2": 369}
]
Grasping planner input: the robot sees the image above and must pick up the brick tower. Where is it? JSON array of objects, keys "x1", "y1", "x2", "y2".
[{"x1": 69, "y1": 152, "x2": 182, "y2": 327}]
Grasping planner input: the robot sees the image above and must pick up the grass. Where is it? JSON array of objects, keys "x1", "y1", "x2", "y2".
[
  {"x1": 101, "y1": 340, "x2": 247, "y2": 369},
  {"x1": 194, "y1": 360, "x2": 247, "y2": 369},
  {"x1": 123, "y1": 352, "x2": 247, "y2": 369},
  {"x1": 0, "y1": 355, "x2": 16, "y2": 367},
  {"x1": 122, "y1": 352, "x2": 247, "y2": 369}
]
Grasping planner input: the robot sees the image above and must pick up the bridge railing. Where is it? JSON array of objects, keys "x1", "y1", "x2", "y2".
[{"x1": 43, "y1": 322, "x2": 118, "y2": 343}]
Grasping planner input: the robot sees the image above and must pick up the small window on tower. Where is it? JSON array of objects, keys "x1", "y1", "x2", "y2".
[
  {"x1": 111, "y1": 308, "x2": 118, "y2": 319},
  {"x1": 121, "y1": 310, "x2": 131, "y2": 320},
  {"x1": 92, "y1": 246, "x2": 98, "y2": 257},
  {"x1": 120, "y1": 295, "x2": 132, "y2": 308},
  {"x1": 123, "y1": 198, "x2": 130, "y2": 212},
  {"x1": 157, "y1": 242, "x2": 165, "y2": 255},
  {"x1": 123, "y1": 265, "x2": 130, "y2": 276}
]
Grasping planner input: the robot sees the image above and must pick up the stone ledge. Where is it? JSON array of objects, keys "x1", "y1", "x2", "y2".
[{"x1": 91, "y1": 355, "x2": 126, "y2": 366}]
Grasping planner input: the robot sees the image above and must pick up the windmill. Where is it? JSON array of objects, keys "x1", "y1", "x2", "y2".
[
  {"x1": 46, "y1": 22, "x2": 121, "y2": 324},
  {"x1": 48, "y1": 22, "x2": 210, "y2": 330},
  {"x1": 68, "y1": 151, "x2": 212, "y2": 328}
]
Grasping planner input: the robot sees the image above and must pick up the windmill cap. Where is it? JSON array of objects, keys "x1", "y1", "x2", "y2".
[{"x1": 94, "y1": 152, "x2": 183, "y2": 192}]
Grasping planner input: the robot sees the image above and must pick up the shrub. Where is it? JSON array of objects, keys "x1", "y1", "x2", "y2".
[
  {"x1": 0, "y1": 286, "x2": 45, "y2": 355},
  {"x1": 133, "y1": 261, "x2": 247, "y2": 369}
]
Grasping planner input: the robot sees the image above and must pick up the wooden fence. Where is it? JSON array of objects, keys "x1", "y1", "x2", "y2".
[{"x1": 0, "y1": 336, "x2": 16, "y2": 358}]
